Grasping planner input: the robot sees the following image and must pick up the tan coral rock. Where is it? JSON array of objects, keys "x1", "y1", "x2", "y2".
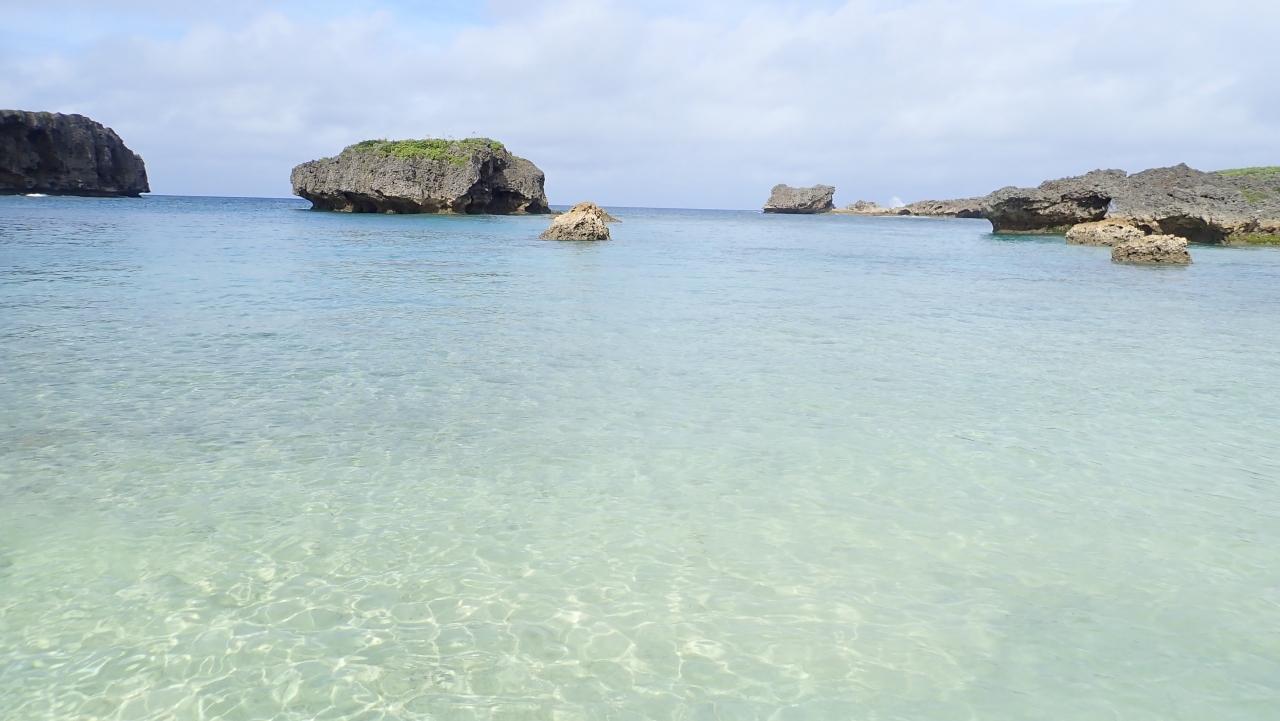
[
  {"x1": 1111, "y1": 234, "x2": 1192, "y2": 264},
  {"x1": 1065, "y1": 219, "x2": 1147, "y2": 246},
  {"x1": 565, "y1": 201, "x2": 619, "y2": 223},
  {"x1": 540, "y1": 202, "x2": 611, "y2": 240}
]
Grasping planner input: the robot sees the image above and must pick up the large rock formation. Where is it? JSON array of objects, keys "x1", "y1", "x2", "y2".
[
  {"x1": 291, "y1": 138, "x2": 550, "y2": 214},
  {"x1": 0, "y1": 110, "x2": 148, "y2": 197},
  {"x1": 822, "y1": 164, "x2": 1278, "y2": 246},
  {"x1": 983, "y1": 164, "x2": 1280, "y2": 244},
  {"x1": 540, "y1": 201, "x2": 610, "y2": 240},
  {"x1": 1111, "y1": 235, "x2": 1192, "y2": 265},
  {"x1": 1110, "y1": 165, "x2": 1280, "y2": 244},
  {"x1": 985, "y1": 170, "x2": 1125, "y2": 233},
  {"x1": 763, "y1": 184, "x2": 835, "y2": 214}
]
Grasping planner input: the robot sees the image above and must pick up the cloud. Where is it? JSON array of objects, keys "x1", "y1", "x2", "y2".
[{"x1": 2, "y1": 0, "x2": 1277, "y2": 207}]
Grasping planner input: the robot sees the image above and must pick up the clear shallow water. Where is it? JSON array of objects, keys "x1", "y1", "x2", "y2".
[{"x1": 1, "y1": 195, "x2": 1278, "y2": 720}]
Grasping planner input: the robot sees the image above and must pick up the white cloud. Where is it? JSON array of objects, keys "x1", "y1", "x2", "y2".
[{"x1": 3, "y1": 0, "x2": 1277, "y2": 207}]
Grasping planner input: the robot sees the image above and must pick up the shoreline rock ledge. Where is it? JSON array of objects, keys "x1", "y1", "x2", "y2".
[
  {"x1": 1, "y1": 110, "x2": 148, "y2": 197},
  {"x1": 983, "y1": 164, "x2": 1280, "y2": 244},
  {"x1": 833, "y1": 198, "x2": 985, "y2": 218},
  {"x1": 763, "y1": 184, "x2": 835, "y2": 214},
  {"x1": 291, "y1": 138, "x2": 550, "y2": 214}
]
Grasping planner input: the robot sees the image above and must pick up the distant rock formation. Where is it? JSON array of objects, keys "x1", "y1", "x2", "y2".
[
  {"x1": 872, "y1": 164, "x2": 1280, "y2": 245},
  {"x1": 763, "y1": 184, "x2": 835, "y2": 214},
  {"x1": 1112, "y1": 234, "x2": 1192, "y2": 265},
  {"x1": 0, "y1": 110, "x2": 148, "y2": 197},
  {"x1": 290, "y1": 138, "x2": 550, "y2": 214},
  {"x1": 748, "y1": 162, "x2": 1277, "y2": 250},
  {"x1": 1065, "y1": 219, "x2": 1146, "y2": 246},
  {"x1": 900, "y1": 198, "x2": 986, "y2": 218},
  {"x1": 834, "y1": 198, "x2": 985, "y2": 218},
  {"x1": 833, "y1": 200, "x2": 904, "y2": 216},
  {"x1": 844, "y1": 200, "x2": 890, "y2": 214},
  {"x1": 541, "y1": 201, "x2": 610, "y2": 240},
  {"x1": 983, "y1": 164, "x2": 1280, "y2": 244}
]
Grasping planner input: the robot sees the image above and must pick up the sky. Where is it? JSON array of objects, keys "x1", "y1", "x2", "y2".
[{"x1": 3, "y1": 0, "x2": 1278, "y2": 208}]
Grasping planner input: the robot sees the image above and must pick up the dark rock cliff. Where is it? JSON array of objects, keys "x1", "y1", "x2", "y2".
[{"x1": 0, "y1": 110, "x2": 148, "y2": 197}]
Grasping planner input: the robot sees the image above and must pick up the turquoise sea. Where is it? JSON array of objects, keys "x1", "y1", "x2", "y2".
[{"x1": 2, "y1": 195, "x2": 1278, "y2": 720}]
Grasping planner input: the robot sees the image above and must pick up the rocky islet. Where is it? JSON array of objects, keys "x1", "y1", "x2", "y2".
[
  {"x1": 540, "y1": 201, "x2": 612, "y2": 240},
  {"x1": 290, "y1": 138, "x2": 550, "y2": 214},
  {"x1": 0, "y1": 110, "x2": 148, "y2": 197},
  {"x1": 763, "y1": 184, "x2": 836, "y2": 214}
]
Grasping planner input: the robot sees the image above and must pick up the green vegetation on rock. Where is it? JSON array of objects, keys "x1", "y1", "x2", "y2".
[
  {"x1": 1241, "y1": 189, "x2": 1271, "y2": 205},
  {"x1": 345, "y1": 138, "x2": 506, "y2": 166},
  {"x1": 1216, "y1": 166, "x2": 1280, "y2": 179},
  {"x1": 1214, "y1": 168, "x2": 1278, "y2": 206},
  {"x1": 1228, "y1": 232, "x2": 1280, "y2": 246}
]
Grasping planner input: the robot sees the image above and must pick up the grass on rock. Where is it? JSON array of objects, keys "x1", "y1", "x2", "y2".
[
  {"x1": 1241, "y1": 189, "x2": 1272, "y2": 205},
  {"x1": 1215, "y1": 168, "x2": 1279, "y2": 206},
  {"x1": 1216, "y1": 166, "x2": 1280, "y2": 179},
  {"x1": 346, "y1": 138, "x2": 505, "y2": 166},
  {"x1": 1230, "y1": 232, "x2": 1280, "y2": 246}
]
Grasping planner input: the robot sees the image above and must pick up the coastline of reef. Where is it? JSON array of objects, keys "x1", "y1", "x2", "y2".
[{"x1": 766, "y1": 164, "x2": 1280, "y2": 250}]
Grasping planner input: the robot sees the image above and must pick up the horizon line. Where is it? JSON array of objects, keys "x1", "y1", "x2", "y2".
[{"x1": 128, "y1": 194, "x2": 763, "y2": 212}]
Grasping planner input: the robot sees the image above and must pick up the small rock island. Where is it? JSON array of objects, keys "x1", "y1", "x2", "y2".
[
  {"x1": 763, "y1": 184, "x2": 835, "y2": 214},
  {"x1": 1111, "y1": 234, "x2": 1192, "y2": 265},
  {"x1": 290, "y1": 138, "x2": 550, "y2": 214},
  {"x1": 541, "y1": 202, "x2": 614, "y2": 241},
  {"x1": 0, "y1": 110, "x2": 148, "y2": 197}
]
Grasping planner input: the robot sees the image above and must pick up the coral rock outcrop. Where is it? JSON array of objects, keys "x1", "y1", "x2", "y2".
[{"x1": 291, "y1": 138, "x2": 550, "y2": 214}]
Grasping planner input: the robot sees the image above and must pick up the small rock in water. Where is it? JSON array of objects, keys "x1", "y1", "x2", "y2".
[
  {"x1": 1111, "y1": 234, "x2": 1192, "y2": 265},
  {"x1": 541, "y1": 202, "x2": 611, "y2": 240}
]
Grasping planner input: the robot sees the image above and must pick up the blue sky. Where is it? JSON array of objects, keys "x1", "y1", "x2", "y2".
[{"x1": 4, "y1": 0, "x2": 1277, "y2": 207}]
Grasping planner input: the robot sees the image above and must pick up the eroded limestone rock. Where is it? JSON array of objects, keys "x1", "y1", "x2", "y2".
[
  {"x1": 541, "y1": 202, "x2": 610, "y2": 240},
  {"x1": 1111, "y1": 234, "x2": 1192, "y2": 265},
  {"x1": 763, "y1": 184, "x2": 835, "y2": 214},
  {"x1": 291, "y1": 138, "x2": 549, "y2": 214}
]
